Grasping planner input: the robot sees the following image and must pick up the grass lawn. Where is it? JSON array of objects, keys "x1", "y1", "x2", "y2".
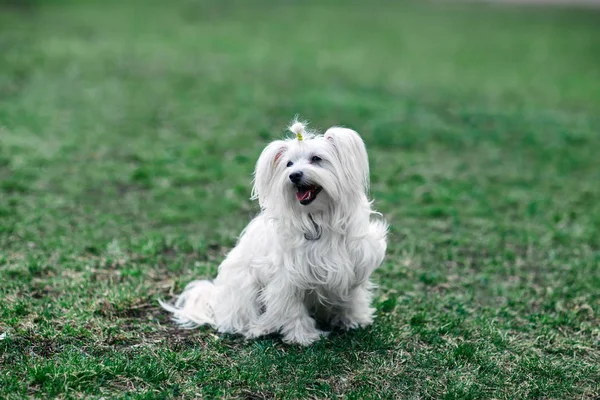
[{"x1": 1, "y1": 0, "x2": 600, "y2": 398}]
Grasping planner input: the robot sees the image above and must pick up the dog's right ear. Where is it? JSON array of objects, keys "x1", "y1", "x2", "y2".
[
  {"x1": 251, "y1": 140, "x2": 288, "y2": 209},
  {"x1": 324, "y1": 127, "x2": 370, "y2": 194}
]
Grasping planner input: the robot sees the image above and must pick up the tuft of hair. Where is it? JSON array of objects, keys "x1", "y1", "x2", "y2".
[{"x1": 288, "y1": 117, "x2": 308, "y2": 141}]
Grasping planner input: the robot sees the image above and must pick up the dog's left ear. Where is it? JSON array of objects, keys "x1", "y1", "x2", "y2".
[
  {"x1": 251, "y1": 140, "x2": 288, "y2": 209},
  {"x1": 324, "y1": 127, "x2": 370, "y2": 193}
]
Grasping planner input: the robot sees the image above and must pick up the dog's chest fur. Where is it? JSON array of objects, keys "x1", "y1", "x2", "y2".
[{"x1": 283, "y1": 229, "x2": 357, "y2": 301}]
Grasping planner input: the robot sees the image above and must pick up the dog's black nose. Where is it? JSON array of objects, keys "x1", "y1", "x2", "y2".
[{"x1": 289, "y1": 171, "x2": 303, "y2": 184}]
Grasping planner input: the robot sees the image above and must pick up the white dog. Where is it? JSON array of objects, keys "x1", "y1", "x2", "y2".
[{"x1": 160, "y1": 119, "x2": 387, "y2": 345}]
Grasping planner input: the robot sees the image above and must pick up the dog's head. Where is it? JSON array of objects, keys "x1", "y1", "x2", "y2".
[{"x1": 251, "y1": 120, "x2": 370, "y2": 216}]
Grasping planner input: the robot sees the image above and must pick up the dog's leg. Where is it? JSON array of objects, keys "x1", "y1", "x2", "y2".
[
  {"x1": 330, "y1": 220, "x2": 385, "y2": 330},
  {"x1": 332, "y1": 283, "x2": 375, "y2": 330},
  {"x1": 246, "y1": 279, "x2": 326, "y2": 345}
]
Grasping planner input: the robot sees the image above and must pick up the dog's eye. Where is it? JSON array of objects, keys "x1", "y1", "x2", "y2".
[
  {"x1": 311, "y1": 156, "x2": 322, "y2": 163},
  {"x1": 286, "y1": 161, "x2": 293, "y2": 167}
]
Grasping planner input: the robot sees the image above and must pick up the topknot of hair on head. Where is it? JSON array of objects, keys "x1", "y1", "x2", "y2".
[{"x1": 288, "y1": 118, "x2": 307, "y2": 141}]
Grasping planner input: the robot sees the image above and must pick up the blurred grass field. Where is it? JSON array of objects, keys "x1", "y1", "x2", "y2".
[{"x1": 1, "y1": 0, "x2": 600, "y2": 398}]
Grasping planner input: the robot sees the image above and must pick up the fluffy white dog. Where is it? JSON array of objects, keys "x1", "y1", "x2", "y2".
[{"x1": 160, "y1": 120, "x2": 387, "y2": 345}]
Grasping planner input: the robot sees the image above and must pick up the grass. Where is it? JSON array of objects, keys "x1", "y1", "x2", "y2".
[{"x1": 1, "y1": 0, "x2": 599, "y2": 398}]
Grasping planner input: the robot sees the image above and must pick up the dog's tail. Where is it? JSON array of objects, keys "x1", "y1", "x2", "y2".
[{"x1": 159, "y1": 280, "x2": 218, "y2": 329}]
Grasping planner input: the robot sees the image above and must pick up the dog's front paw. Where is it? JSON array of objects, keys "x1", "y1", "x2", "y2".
[
  {"x1": 283, "y1": 328, "x2": 328, "y2": 346},
  {"x1": 245, "y1": 324, "x2": 272, "y2": 339},
  {"x1": 332, "y1": 312, "x2": 373, "y2": 330},
  {"x1": 282, "y1": 317, "x2": 328, "y2": 346}
]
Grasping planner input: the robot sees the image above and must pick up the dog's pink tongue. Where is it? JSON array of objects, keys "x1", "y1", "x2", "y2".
[{"x1": 296, "y1": 190, "x2": 311, "y2": 201}]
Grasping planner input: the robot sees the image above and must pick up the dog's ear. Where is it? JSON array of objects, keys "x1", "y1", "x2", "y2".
[
  {"x1": 251, "y1": 140, "x2": 288, "y2": 208},
  {"x1": 324, "y1": 127, "x2": 370, "y2": 193}
]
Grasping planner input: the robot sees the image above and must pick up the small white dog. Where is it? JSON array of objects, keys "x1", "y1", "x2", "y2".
[{"x1": 160, "y1": 119, "x2": 387, "y2": 345}]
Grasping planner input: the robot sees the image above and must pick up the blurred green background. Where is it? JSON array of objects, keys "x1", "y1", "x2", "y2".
[{"x1": 1, "y1": 0, "x2": 599, "y2": 398}]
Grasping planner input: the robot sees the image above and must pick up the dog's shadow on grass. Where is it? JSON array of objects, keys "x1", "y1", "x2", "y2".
[{"x1": 215, "y1": 322, "x2": 394, "y2": 354}]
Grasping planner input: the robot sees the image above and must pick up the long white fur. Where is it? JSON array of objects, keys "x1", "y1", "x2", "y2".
[{"x1": 160, "y1": 120, "x2": 387, "y2": 345}]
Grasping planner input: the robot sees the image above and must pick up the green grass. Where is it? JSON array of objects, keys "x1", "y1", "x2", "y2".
[{"x1": 1, "y1": 0, "x2": 600, "y2": 398}]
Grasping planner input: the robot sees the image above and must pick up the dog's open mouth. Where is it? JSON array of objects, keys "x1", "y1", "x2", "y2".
[{"x1": 295, "y1": 184, "x2": 322, "y2": 205}]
